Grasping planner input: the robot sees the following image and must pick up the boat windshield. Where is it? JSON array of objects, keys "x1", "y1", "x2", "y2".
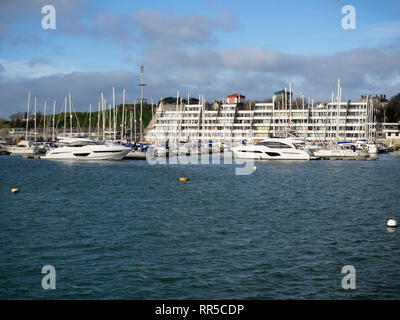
[
  {"x1": 58, "y1": 139, "x2": 104, "y2": 147},
  {"x1": 256, "y1": 141, "x2": 293, "y2": 149}
]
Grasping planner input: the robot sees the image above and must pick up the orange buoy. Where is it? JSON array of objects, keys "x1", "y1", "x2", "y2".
[{"x1": 179, "y1": 177, "x2": 189, "y2": 182}]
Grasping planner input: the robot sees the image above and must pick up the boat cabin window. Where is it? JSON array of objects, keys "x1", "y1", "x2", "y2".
[
  {"x1": 256, "y1": 141, "x2": 293, "y2": 149},
  {"x1": 59, "y1": 140, "x2": 103, "y2": 147}
]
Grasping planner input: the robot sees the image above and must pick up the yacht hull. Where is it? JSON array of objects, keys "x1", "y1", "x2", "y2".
[
  {"x1": 231, "y1": 138, "x2": 311, "y2": 160},
  {"x1": 42, "y1": 145, "x2": 130, "y2": 161}
]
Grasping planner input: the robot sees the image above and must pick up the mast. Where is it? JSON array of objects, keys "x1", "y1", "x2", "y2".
[
  {"x1": 272, "y1": 94, "x2": 275, "y2": 137},
  {"x1": 139, "y1": 66, "x2": 146, "y2": 141},
  {"x1": 25, "y1": 91, "x2": 30, "y2": 142},
  {"x1": 69, "y1": 93, "x2": 72, "y2": 136},
  {"x1": 52, "y1": 100, "x2": 56, "y2": 141},
  {"x1": 335, "y1": 79, "x2": 341, "y2": 143},
  {"x1": 101, "y1": 93, "x2": 105, "y2": 141},
  {"x1": 97, "y1": 101, "x2": 100, "y2": 140},
  {"x1": 89, "y1": 103, "x2": 92, "y2": 138},
  {"x1": 122, "y1": 88, "x2": 125, "y2": 142},
  {"x1": 108, "y1": 104, "x2": 112, "y2": 138},
  {"x1": 112, "y1": 86, "x2": 116, "y2": 141},
  {"x1": 289, "y1": 82, "x2": 292, "y2": 134},
  {"x1": 134, "y1": 99, "x2": 137, "y2": 141},
  {"x1": 306, "y1": 96, "x2": 310, "y2": 140},
  {"x1": 64, "y1": 96, "x2": 67, "y2": 136},
  {"x1": 43, "y1": 100, "x2": 47, "y2": 140},
  {"x1": 34, "y1": 96, "x2": 37, "y2": 142},
  {"x1": 129, "y1": 110, "x2": 133, "y2": 142}
]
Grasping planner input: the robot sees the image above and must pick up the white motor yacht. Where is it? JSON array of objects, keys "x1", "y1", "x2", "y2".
[
  {"x1": 231, "y1": 138, "x2": 311, "y2": 160},
  {"x1": 42, "y1": 138, "x2": 130, "y2": 160}
]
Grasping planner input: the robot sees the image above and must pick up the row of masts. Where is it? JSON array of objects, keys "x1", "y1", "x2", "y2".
[
  {"x1": 151, "y1": 79, "x2": 376, "y2": 144},
  {"x1": 22, "y1": 67, "x2": 152, "y2": 142},
  {"x1": 22, "y1": 88, "x2": 155, "y2": 142}
]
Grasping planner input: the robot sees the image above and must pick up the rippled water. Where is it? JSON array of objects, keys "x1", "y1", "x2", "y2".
[{"x1": 0, "y1": 154, "x2": 399, "y2": 299}]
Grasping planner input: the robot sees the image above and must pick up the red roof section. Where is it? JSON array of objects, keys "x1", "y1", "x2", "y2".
[{"x1": 228, "y1": 93, "x2": 245, "y2": 98}]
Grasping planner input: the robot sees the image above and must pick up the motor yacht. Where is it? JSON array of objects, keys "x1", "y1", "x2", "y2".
[
  {"x1": 231, "y1": 138, "x2": 311, "y2": 160},
  {"x1": 42, "y1": 138, "x2": 130, "y2": 160}
]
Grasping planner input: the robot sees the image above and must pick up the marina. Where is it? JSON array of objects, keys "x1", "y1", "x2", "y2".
[
  {"x1": 1, "y1": 0, "x2": 399, "y2": 305},
  {"x1": 1, "y1": 77, "x2": 398, "y2": 162},
  {"x1": 1, "y1": 153, "x2": 400, "y2": 299}
]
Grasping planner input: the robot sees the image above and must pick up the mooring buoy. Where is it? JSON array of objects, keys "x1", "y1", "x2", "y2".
[{"x1": 387, "y1": 219, "x2": 398, "y2": 228}]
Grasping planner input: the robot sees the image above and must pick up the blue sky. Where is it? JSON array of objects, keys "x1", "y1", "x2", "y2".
[{"x1": 0, "y1": 0, "x2": 399, "y2": 117}]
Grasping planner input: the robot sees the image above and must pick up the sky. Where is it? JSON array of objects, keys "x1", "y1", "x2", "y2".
[{"x1": 0, "y1": 0, "x2": 399, "y2": 118}]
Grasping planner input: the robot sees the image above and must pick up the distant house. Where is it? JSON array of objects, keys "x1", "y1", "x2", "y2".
[
  {"x1": 227, "y1": 93, "x2": 245, "y2": 104},
  {"x1": 382, "y1": 122, "x2": 400, "y2": 140}
]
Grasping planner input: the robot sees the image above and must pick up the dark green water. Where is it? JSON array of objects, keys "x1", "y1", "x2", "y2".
[{"x1": 0, "y1": 154, "x2": 399, "y2": 299}]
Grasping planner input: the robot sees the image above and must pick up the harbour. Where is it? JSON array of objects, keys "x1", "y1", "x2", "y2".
[
  {"x1": 1, "y1": 77, "x2": 399, "y2": 162},
  {"x1": 1, "y1": 0, "x2": 400, "y2": 305},
  {"x1": 1, "y1": 153, "x2": 400, "y2": 299}
]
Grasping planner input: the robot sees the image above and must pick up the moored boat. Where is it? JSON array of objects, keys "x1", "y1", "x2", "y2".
[
  {"x1": 231, "y1": 138, "x2": 311, "y2": 160},
  {"x1": 41, "y1": 137, "x2": 130, "y2": 161}
]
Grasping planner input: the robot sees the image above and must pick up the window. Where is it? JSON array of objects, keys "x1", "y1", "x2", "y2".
[
  {"x1": 265, "y1": 152, "x2": 280, "y2": 157},
  {"x1": 256, "y1": 141, "x2": 292, "y2": 149}
]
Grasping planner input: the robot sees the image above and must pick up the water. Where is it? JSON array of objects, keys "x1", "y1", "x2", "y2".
[{"x1": 0, "y1": 154, "x2": 399, "y2": 299}]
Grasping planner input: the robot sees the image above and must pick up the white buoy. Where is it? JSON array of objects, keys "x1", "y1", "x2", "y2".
[
  {"x1": 387, "y1": 219, "x2": 398, "y2": 228},
  {"x1": 253, "y1": 166, "x2": 257, "y2": 171}
]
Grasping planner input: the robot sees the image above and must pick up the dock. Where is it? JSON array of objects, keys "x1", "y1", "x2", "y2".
[{"x1": 317, "y1": 156, "x2": 377, "y2": 161}]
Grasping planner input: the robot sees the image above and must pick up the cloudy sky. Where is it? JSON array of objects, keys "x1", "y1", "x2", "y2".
[{"x1": 0, "y1": 0, "x2": 399, "y2": 118}]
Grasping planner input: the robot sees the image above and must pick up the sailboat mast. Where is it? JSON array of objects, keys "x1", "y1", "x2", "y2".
[
  {"x1": 134, "y1": 99, "x2": 137, "y2": 141},
  {"x1": 129, "y1": 110, "x2": 133, "y2": 142},
  {"x1": 43, "y1": 100, "x2": 47, "y2": 140},
  {"x1": 64, "y1": 96, "x2": 67, "y2": 136},
  {"x1": 25, "y1": 91, "x2": 30, "y2": 142},
  {"x1": 97, "y1": 100, "x2": 100, "y2": 140},
  {"x1": 52, "y1": 100, "x2": 56, "y2": 141},
  {"x1": 113, "y1": 86, "x2": 116, "y2": 141},
  {"x1": 34, "y1": 96, "x2": 37, "y2": 142},
  {"x1": 289, "y1": 82, "x2": 292, "y2": 134},
  {"x1": 122, "y1": 88, "x2": 125, "y2": 141},
  {"x1": 102, "y1": 93, "x2": 105, "y2": 141},
  {"x1": 69, "y1": 93, "x2": 72, "y2": 136},
  {"x1": 336, "y1": 79, "x2": 341, "y2": 143},
  {"x1": 89, "y1": 103, "x2": 92, "y2": 138},
  {"x1": 108, "y1": 104, "x2": 112, "y2": 138}
]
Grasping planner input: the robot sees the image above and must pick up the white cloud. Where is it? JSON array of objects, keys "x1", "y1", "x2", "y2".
[
  {"x1": 0, "y1": 59, "x2": 79, "y2": 79},
  {"x1": 367, "y1": 21, "x2": 400, "y2": 39}
]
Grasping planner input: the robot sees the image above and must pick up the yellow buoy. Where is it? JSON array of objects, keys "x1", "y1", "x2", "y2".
[
  {"x1": 179, "y1": 177, "x2": 189, "y2": 182},
  {"x1": 11, "y1": 188, "x2": 19, "y2": 193}
]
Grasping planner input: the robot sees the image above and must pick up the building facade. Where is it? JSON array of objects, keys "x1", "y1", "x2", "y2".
[{"x1": 145, "y1": 94, "x2": 376, "y2": 143}]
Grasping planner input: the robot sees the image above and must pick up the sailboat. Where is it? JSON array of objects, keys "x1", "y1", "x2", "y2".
[
  {"x1": 312, "y1": 80, "x2": 372, "y2": 159},
  {"x1": 7, "y1": 91, "x2": 36, "y2": 155}
]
